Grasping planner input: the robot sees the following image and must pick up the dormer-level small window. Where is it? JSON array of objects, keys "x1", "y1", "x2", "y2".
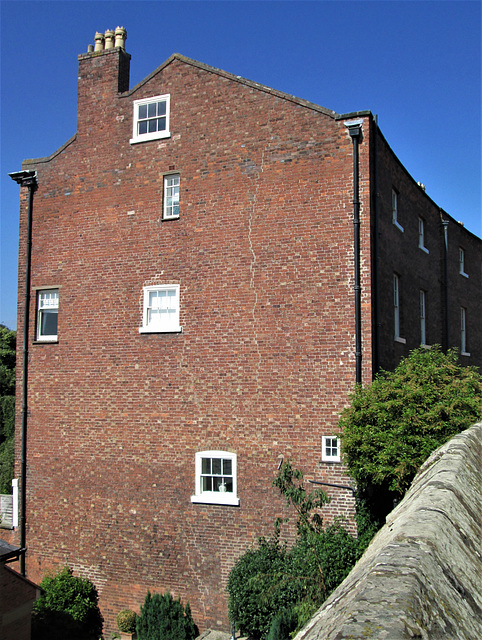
[
  {"x1": 459, "y1": 247, "x2": 468, "y2": 277},
  {"x1": 130, "y1": 95, "x2": 170, "y2": 144},
  {"x1": 418, "y1": 217, "x2": 429, "y2": 253},
  {"x1": 392, "y1": 188, "x2": 404, "y2": 232}
]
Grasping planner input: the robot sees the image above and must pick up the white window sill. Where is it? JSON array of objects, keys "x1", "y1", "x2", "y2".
[
  {"x1": 460, "y1": 271, "x2": 469, "y2": 278},
  {"x1": 139, "y1": 326, "x2": 182, "y2": 334},
  {"x1": 321, "y1": 457, "x2": 341, "y2": 463},
  {"x1": 130, "y1": 131, "x2": 171, "y2": 145},
  {"x1": 191, "y1": 494, "x2": 240, "y2": 506},
  {"x1": 421, "y1": 343, "x2": 432, "y2": 349},
  {"x1": 393, "y1": 220, "x2": 404, "y2": 233},
  {"x1": 34, "y1": 338, "x2": 58, "y2": 343},
  {"x1": 394, "y1": 336, "x2": 406, "y2": 344},
  {"x1": 461, "y1": 351, "x2": 471, "y2": 357},
  {"x1": 419, "y1": 245, "x2": 429, "y2": 254},
  {"x1": 162, "y1": 215, "x2": 180, "y2": 221}
]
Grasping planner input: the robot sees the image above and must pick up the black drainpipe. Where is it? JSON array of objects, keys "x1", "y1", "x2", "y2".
[
  {"x1": 345, "y1": 120, "x2": 363, "y2": 384},
  {"x1": 442, "y1": 218, "x2": 450, "y2": 352},
  {"x1": 9, "y1": 169, "x2": 37, "y2": 576}
]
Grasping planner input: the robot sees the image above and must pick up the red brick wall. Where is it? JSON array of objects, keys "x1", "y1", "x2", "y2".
[
  {"x1": 373, "y1": 128, "x2": 481, "y2": 372},
  {"x1": 16, "y1": 52, "x2": 373, "y2": 635}
]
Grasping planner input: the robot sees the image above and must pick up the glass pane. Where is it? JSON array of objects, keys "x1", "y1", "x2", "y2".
[
  {"x1": 148, "y1": 119, "x2": 157, "y2": 133},
  {"x1": 138, "y1": 121, "x2": 148, "y2": 135},
  {"x1": 202, "y1": 476, "x2": 212, "y2": 492},
  {"x1": 212, "y1": 459, "x2": 222, "y2": 475},
  {"x1": 157, "y1": 117, "x2": 166, "y2": 131},
  {"x1": 224, "y1": 478, "x2": 233, "y2": 492},
  {"x1": 138, "y1": 104, "x2": 147, "y2": 120},
  {"x1": 172, "y1": 204, "x2": 179, "y2": 217},
  {"x1": 157, "y1": 101, "x2": 167, "y2": 116},
  {"x1": 147, "y1": 102, "x2": 157, "y2": 118},
  {"x1": 201, "y1": 458, "x2": 211, "y2": 474},
  {"x1": 41, "y1": 310, "x2": 58, "y2": 336},
  {"x1": 222, "y1": 459, "x2": 232, "y2": 475}
]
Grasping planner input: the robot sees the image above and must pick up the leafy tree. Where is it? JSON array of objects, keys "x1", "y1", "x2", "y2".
[
  {"x1": 340, "y1": 346, "x2": 482, "y2": 503},
  {"x1": 136, "y1": 591, "x2": 197, "y2": 640},
  {"x1": 0, "y1": 326, "x2": 16, "y2": 493},
  {"x1": 32, "y1": 566, "x2": 103, "y2": 640}
]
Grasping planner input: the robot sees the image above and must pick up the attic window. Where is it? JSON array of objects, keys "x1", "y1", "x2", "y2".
[{"x1": 130, "y1": 94, "x2": 171, "y2": 144}]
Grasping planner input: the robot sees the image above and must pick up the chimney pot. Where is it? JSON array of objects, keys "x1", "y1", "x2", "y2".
[
  {"x1": 87, "y1": 44, "x2": 94, "y2": 53},
  {"x1": 115, "y1": 26, "x2": 127, "y2": 49},
  {"x1": 104, "y1": 29, "x2": 115, "y2": 49},
  {"x1": 94, "y1": 32, "x2": 105, "y2": 52}
]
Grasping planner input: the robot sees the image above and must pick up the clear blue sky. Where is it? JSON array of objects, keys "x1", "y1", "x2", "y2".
[{"x1": 1, "y1": 0, "x2": 480, "y2": 330}]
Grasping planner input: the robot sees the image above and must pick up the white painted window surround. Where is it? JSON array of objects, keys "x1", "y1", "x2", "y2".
[
  {"x1": 392, "y1": 189, "x2": 404, "y2": 232},
  {"x1": 37, "y1": 289, "x2": 59, "y2": 341},
  {"x1": 163, "y1": 174, "x2": 180, "y2": 219},
  {"x1": 191, "y1": 450, "x2": 239, "y2": 506},
  {"x1": 130, "y1": 94, "x2": 171, "y2": 144},
  {"x1": 459, "y1": 248, "x2": 468, "y2": 278},
  {"x1": 139, "y1": 285, "x2": 181, "y2": 333},
  {"x1": 418, "y1": 217, "x2": 429, "y2": 253},
  {"x1": 322, "y1": 436, "x2": 340, "y2": 462}
]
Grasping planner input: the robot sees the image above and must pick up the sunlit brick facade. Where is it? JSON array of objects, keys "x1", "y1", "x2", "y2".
[{"x1": 11, "y1": 34, "x2": 481, "y2": 635}]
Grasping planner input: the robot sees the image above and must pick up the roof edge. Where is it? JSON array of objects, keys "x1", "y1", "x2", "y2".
[
  {"x1": 124, "y1": 53, "x2": 343, "y2": 119},
  {"x1": 22, "y1": 135, "x2": 77, "y2": 168}
]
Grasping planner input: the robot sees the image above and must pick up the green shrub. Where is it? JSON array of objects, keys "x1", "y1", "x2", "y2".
[
  {"x1": 266, "y1": 607, "x2": 298, "y2": 640},
  {"x1": 32, "y1": 566, "x2": 103, "y2": 640},
  {"x1": 136, "y1": 591, "x2": 197, "y2": 640},
  {"x1": 117, "y1": 609, "x2": 138, "y2": 633},
  {"x1": 228, "y1": 537, "x2": 307, "y2": 639},
  {"x1": 340, "y1": 346, "x2": 482, "y2": 500}
]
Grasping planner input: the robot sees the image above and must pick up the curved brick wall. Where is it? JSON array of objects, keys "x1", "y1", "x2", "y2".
[{"x1": 295, "y1": 422, "x2": 482, "y2": 640}]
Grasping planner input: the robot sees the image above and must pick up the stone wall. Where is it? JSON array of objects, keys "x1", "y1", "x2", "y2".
[{"x1": 295, "y1": 422, "x2": 482, "y2": 640}]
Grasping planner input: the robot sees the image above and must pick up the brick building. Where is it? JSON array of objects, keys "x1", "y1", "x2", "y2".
[{"x1": 10, "y1": 29, "x2": 481, "y2": 635}]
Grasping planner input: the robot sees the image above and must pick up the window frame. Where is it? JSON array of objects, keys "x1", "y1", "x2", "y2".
[
  {"x1": 163, "y1": 173, "x2": 180, "y2": 220},
  {"x1": 36, "y1": 288, "x2": 59, "y2": 342},
  {"x1": 420, "y1": 289, "x2": 427, "y2": 346},
  {"x1": 393, "y1": 274, "x2": 405, "y2": 343},
  {"x1": 130, "y1": 94, "x2": 171, "y2": 144},
  {"x1": 460, "y1": 307, "x2": 470, "y2": 356},
  {"x1": 139, "y1": 284, "x2": 182, "y2": 334},
  {"x1": 459, "y1": 247, "x2": 468, "y2": 277},
  {"x1": 191, "y1": 450, "x2": 239, "y2": 506},
  {"x1": 418, "y1": 217, "x2": 429, "y2": 253},
  {"x1": 321, "y1": 436, "x2": 340, "y2": 463},
  {"x1": 392, "y1": 188, "x2": 404, "y2": 232}
]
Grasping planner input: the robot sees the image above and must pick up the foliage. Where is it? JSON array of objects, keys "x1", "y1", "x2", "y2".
[
  {"x1": 0, "y1": 326, "x2": 16, "y2": 494},
  {"x1": 227, "y1": 537, "x2": 306, "y2": 640},
  {"x1": 228, "y1": 462, "x2": 367, "y2": 639},
  {"x1": 271, "y1": 461, "x2": 329, "y2": 535},
  {"x1": 340, "y1": 346, "x2": 482, "y2": 498},
  {"x1": 117, "y1": 609, "x2": 138, "y2": 633},
  {"x1": 32, "y1": 566, "x2": 103, "y2": 640},
  {"x1": 266, "y1": 607, "x2": 298, "y2": 640},
  {"x1": 136, "y1": 591, "x2": 197, "y2": 640}
]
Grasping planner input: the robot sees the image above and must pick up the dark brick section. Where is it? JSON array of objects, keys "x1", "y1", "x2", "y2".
[{"x1": 12, "y1": 47, "x2": 480, "y2": 636}]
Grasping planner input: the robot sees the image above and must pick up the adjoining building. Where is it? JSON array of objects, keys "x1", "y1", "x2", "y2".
[{"x1": 10, "y1": 28, "x2": 481, "y2": 635}]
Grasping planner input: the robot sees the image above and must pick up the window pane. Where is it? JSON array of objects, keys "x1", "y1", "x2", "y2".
[
  {"x1": 138, "y1": 104, "x2": 147, "y2": 120},
  {"x1": 224, "y1": 478, "x2": 233, "y2": 492},
  {"x1": 222, "y1": 459, "x2": 232, "y2": 475},
  {"x1": 157, "y1": 101, "x2": 167, "y2": 116},
  {"x1": 201, "y1": 458, "x2": 211, "y2": 474},
  {"x1": 212, "y1": 459, "x2": 222, "y2": 475},
  {"x1": 157, "y1": 117, "x2": 166, "y2": 131},
  {"x1": 138, "y1": 121, "x2": 148, "y2": 135},
  {"x1": 41, "y1": 310, "x2": 58, "y2": 336},
  {"x1": 148, "y1": 119, "x2": 157, "y2": 133},
  {"x1": 202, "y1": 476, "x2": 212, "y2": 492},
  {"x1": 147, "y1": 102, "x2": 157, "y2": 118}
]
